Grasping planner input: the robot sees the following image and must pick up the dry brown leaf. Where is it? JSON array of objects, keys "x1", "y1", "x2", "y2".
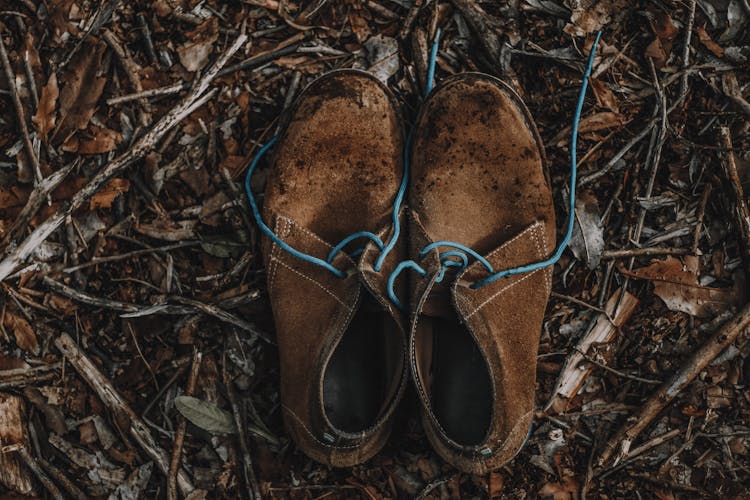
[
  {"x1": 89, "y1": 178, "x2": 131, "y2": 210},
  {"x1": 539, "y1": 476, "x2": 580, "y2": 499},
  {"x1": 63, "y1": 125, "x2": 122, "y2": 155},
  {"x1": 348, "y1": 8, "x2": 371, "y2": 43},
  {"x1": 578, "y1": 111, "x2": 625, "y2": 133},
  {"x1": 177, "y1": 18, "x2": 219, "y2": 72},
  {"x1": 3, "y1": 311, "x2": 39, "y2": 355},
  {"x1": 218, "y1": 154, "x2": 246, "y2": 179},
  {"x1": 488, "y1": 471, "x2": 505, "y2": 498},
  {"x1": 622, "y1": 256, "x2": 742, "y2": 317},
  {"x1": 32, "y1": 73, "x2": 59, "y2": 140},
  {"x1": 645, "y1": 37, "x2": 671, "y2": 68},
  {"x1": 551, "y1": 111, "x2": 626, "y2": 145},
  {"x1": 51, "y1": 39, "x2": 107, "y2": 145},
  {"x1": 589, "y1": 78, "x2": 619, "y2": 113},
  {"x1": 650, "y1": 11, "x2": 679, "y2": 41},
  {"x1": 47, "y1": 0, "x2": 80, "y2": 44},
  {"x1": 0, "y1": 186, "x2": 29, "y2": 210},
  {"x1": 696, "y1": 27, "x2": 724, "y2": 57},
  {"x1": 564, "y1": 0, "x2": 625, "y2": 36},
  {"x1": 47, "y1": 294, "x2": 78, "y2": 316}
]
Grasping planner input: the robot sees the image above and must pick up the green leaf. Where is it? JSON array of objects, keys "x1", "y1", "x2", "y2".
[
  {"x1": 174, "y1": 396, "x2": 236, "y2": 434},
  {"x1": 199, "y1": 233, "x2": 248, "y2": 258}
]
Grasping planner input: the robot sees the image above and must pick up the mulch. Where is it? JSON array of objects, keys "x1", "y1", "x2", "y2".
[{"x1": 0, "y1": 0, "x2": 748, "y2": 498}]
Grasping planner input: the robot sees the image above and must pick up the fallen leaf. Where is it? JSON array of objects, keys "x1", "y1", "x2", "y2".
[
  {"x1": 720, "y1": 0, "x2": 748, "y2": 42},
  {"x1": 199, "y1": 191, "x2": 231, "y2": 226},
  {"x1": 578, "y1": 111, "x2": 625, "y2": 133},
  {"x1": 273, "y1": 55, "x2": 313, "y2": 69},
  {"x1": 51, "y1": 39, "x2": 107, "y2": 145},
  {"x1": 89, "y1": 178, "x2": 130, "y2": 210},
  {"x1": 3, "y1": 311, "x2": 39, "y2": 355},
  {"x1": 706, "y1": 385, "x2": 733, "y2": 409},
  {"x1": 540, "y1": 476, "x2": 580, "y2": 499},
  {"x1": 47, "y1": 0, "x2": 81, "y2": 44},
  {"x1": 622, "y1": 256, "x2": 742, "y2": 317},
  {"x1": 645, "y1": 36, "x2": 671, "y2": 68},
  {"x1": 48, "y1": 433, "x2": 126, "y2": 493},
  {"x1": 570, "y1": 191, "x2": 605, "y2": 270},
  {"x1": 218, "y1": 154, "x2": 246, "y2": 180},
  {"x1": 185, "y1": 490, "x2": 208, "y2": 500},
  {"x1": 48, "y1": 293, "x2": 78, "y2": 316},
  {"x1": 650, "y1": 11, "x2": 679, "y2": 41},
  {"x1": 348, "y1": 8, "x2": 371, "y2": 43},
  {"x1": 64, "y1": 125, "x2": 122, "y2": 155},
  {"x1": 365, "y1": 35, "x2": 400, "y2": 83},
  {"x1": 551, "y1": 111, "x2": 625, "y2": 145},
  {"x1": 0, "y1": 186, "x2": 29, "y2": 210},
  {"x1": 564, "y1": 0, "x2": 624, "y2": 36},
  {"x1": 174, "y1": 396, "x2": 237, "y2": 434},
  {"x1": 488, "y1": 471, "x2": 505, "y2": 498},
  {"x1": 32, "y1": 73, "x2": 59, "y2": 141},
  {"x1": 177, "y1": 18, "x2": 218, "y2": 72},
  {"x1": 23, "y1": 387, "x2": 67, "y2": 435},
  {"x1": 697, "y1": 27, "x2": 724, "y2": 57},
  {"x1": 589, "y1": 78, "x2": 619, "y2": 113},
  {"x1": 107, "y1": 462, "x2": 153, "y2": 500}
]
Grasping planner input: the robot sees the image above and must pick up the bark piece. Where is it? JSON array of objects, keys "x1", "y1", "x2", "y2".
[
  {"x1": 545, "y1": 288, "x2": 639, "y2": 414},
  {"x1": 597, "y1": 301, "x2": 750, "y2": 467},
  {"x1": 0, "y1": 393, "x2": 34, "y2": 495}
]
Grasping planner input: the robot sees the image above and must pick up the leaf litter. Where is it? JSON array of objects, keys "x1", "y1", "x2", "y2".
[{"x1": 0, "y1": 0, "x2": 748, "y2": 498}]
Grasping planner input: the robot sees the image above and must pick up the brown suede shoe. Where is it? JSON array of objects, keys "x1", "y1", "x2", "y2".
[
  {"x1": 408, "y1": 73, "x2": 555, "y2": 474},
  {"x1": 259, "y1": 70, "x2": 407, "y2": 467}
]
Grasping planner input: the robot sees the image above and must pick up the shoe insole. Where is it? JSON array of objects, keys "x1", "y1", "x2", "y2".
[
  {"x1": 323, "y1": 297, "x2": 392, "y2": 433},
  {"x1": 431, "y1": 315, "x2": 492, "y2": 445}
]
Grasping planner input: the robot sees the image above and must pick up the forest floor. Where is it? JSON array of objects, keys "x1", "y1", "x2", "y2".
[{"x1": 0, "y1": 0, "x2": 749, "y2": 498}]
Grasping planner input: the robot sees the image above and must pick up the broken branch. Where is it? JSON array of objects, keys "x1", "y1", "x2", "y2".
[
  {"x1": 0, "y1": 30, "x2": 248, "y2": 282},
  {"x1": 597, "y1": 302, "x2": 750, "y2": 468}
]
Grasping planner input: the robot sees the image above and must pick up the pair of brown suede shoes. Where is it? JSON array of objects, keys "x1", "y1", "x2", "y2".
[{"x1": 256, "y1": 70, "x2": 554, "y2": 474}]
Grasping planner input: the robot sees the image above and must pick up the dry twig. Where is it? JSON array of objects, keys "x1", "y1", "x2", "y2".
[
  {"x1": 54, "y1": 333, "x2": 196, "y2": 495},
  {"x1": 0, "y1": 30, "x2": 41, "y2": 184},
  {"x1": 167, "y1": 350, "x2": 202, "y2": 500},
  {"x1": 0, "y1": 30, "x2": 249, "y2": 282},
  {"x1": 597, "y1": 302, "x2": 750, "y2": 467}
]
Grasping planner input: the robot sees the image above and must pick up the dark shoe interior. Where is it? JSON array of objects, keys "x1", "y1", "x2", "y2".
[
  {"x1": 430, "y1": 313, "x2": 492, "y2": 445},
  {"x1": 323, "y1": 293, "x2": 401, "y2": 433}
]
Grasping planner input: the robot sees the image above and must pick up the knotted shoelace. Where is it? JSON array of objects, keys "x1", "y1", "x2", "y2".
[{"x1": 245, "y1": 29, "x2": 603, "y2": 310}]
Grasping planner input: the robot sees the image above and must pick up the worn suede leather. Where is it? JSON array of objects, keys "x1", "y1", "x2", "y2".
[
  {"x1": 261, "y1": 70, "x2": 407, "y2": 467},
  {"x1": 408, "y1": 73, "x2": 555, "y2": 474}
]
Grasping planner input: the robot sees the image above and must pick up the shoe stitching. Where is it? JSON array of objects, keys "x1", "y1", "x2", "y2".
[
  {"x1": 282, "y1": 405, "x2": 362, "y2": 450},
  {"x1": 360, "y1": 234, "x2": 398, "y2": 318},
  {"x1": 534, "y1": 224, "x2": 553, "y2": 290},
  {"x1": 269, "y1": 257, "x2": 352, "y2": 310},
  {"x1": 530, "y1": 223, "x2": 552, "y2": 291},
  {"x1": 464, "y1": 224, "x2": 547, "y2": 318},
  {"x1": 472, "y1": 221, "x2": 543, "y2": 265},
  {"x1": 276, "y1": 215, "x2": 356, "y2": 269},
  {"x1": 424, "y1": 291, "x2": 498, "y2": 447},
  {"x1": 266, "y1": 217, "x2": 287, "y2": 296},
  {"x1": 465, "y1": 268, "x2": 543, "y2": 319},
  {"x1": 478, "y1": 409, "x2": 535, "y2": 462}
]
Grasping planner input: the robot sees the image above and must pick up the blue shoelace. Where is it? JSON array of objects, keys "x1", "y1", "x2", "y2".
[{"x1": 246, "y1": 29, "x2": 602, "y2": 309}]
